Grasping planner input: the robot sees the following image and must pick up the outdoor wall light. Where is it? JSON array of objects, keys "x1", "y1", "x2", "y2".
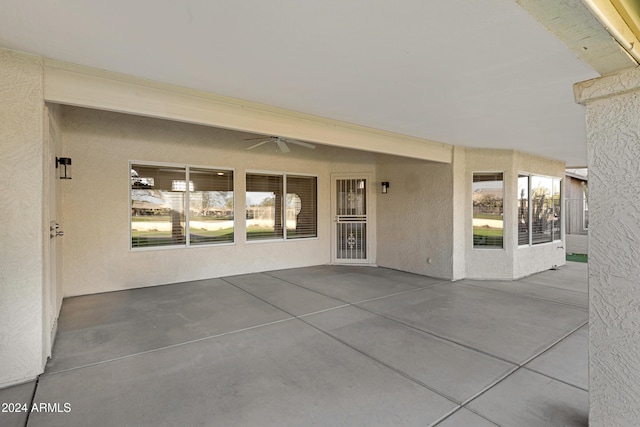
[
  {"x1": 381, "y1": 182, "x2": 389, "y2": 194},
  {"x1": 56, "y1": 157, "x2": 72, "y2": 180}
]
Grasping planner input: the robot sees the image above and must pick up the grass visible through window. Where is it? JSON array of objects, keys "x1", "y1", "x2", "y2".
[{"x1": 566, "y1": 253, "x2": 588, "y2": 263}]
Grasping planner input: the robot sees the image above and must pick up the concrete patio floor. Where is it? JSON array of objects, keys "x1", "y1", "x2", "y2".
[{"x1": 1, "y1": 262, "x2": 588, "y2": 426}]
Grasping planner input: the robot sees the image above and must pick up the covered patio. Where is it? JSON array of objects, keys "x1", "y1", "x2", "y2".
[{"x1": 2, "y1": 262, "x2": 587, "y2": 426}]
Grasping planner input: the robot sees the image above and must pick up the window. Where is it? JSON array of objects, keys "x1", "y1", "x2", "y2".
[
  {"x1": 246, "y1": 173, "x2": 317, "y2": 241},
  {"x1": 131, "y1": 163, "x2": 234, "y2": 249},
  {"x1": 583, "y1": 199, "x2": 589, "y2": 231},
  {"x1": 246, "y1": 174, "x2": 284, "y2": 240},
  {"x1": 517, "y1": 174, "x2": 562, "y2": 246},
  {"x1": 518, "y1": 175, "x2": 529, "y2": 245},
  {"x1": 286, "y1": 175, "x2": 317, "y2": 239},
  {"x1": 188, "y1": 168, "x2": 234, "y2": 245},
  {"x1": 473, "y1": 172, "x2": 504, "y2": 249},
  {"x1": 582, "y1": 182, "x2": 589, "y2": 231},
  {"x1": 552, "y1": 179, "x2": 561, "y2": 240}
]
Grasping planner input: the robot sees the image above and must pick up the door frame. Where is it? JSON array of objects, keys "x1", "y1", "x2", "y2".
[
  {"x1": 330, "y1": 173, "x2": 375, "y2": 264},
  {"x1": 43, "y1": 106, "x2": 62, "y2": 361}
]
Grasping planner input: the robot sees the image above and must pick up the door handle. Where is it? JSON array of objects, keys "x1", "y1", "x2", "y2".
[{"x1": 50, "y1": 222, "x2": 64, "y2": 238}]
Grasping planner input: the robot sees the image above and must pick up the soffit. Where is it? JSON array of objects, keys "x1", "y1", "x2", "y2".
[{"x1": 0, "y1": 1, "x2": 605, "y2": 166}]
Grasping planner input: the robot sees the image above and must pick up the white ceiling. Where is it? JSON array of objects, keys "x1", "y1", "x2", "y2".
[{"x1": 0, "y1": 0, "x2": 604, "y2": 166}]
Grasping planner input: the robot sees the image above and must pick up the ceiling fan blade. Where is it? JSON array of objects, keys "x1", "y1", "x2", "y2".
[
  {"x1": 244, "y1": 136, "x2": 270, "y2": 141},
  {"x1": 276, "y1": 139, "x2": 290, "y2": 153},
  {"x1": 283, "y1": 138, "x2": 316, "y2": 149},
  {"x1": 247, "y1": 140, "x2": 270, "y2": 150}
]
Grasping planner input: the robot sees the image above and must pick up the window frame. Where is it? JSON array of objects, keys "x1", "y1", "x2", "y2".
[
  {"x1": 517, "y1": 172, "x2": 563, "y2": 247},
  {"x1": 245, "y1": 170, "x2": 318, "y2": 243},
  {"x1": 472, "y1": 171, "x2": 505, "y2": 250},
  {"x1": 517, "y1": 174, "x2": 530, "y2": 247},
  {"x1": 129, "y1": 161, "x2": 236, "y2": 251},
  {"x1": 583, "y1": 198, "x2": 589, "y2": 231}
]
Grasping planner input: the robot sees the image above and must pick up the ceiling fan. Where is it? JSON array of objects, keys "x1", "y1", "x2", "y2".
[{"x1": 246, "y1": 136, "x2": 316, "y2": 153}]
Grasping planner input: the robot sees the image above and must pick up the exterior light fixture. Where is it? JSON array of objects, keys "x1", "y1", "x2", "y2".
[
  {"x1": 56, "y1": 157, "x2": 72, "y2": 179},
  {"x1": 381, "y1": 182, "x2": 389, "y2": 194}
]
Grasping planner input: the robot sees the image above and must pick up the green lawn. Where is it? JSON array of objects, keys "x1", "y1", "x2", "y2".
[
  {"x1": 566, "y1": 253, "x2": 588, "y2": 263},
  {"x1": 473, "y1": 227, "x2": 503, "y2": 247}
]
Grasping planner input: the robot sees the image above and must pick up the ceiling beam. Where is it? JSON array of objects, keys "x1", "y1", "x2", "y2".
[{"x1": 43, "y1": 60, "x2": 452, "y2": 163}]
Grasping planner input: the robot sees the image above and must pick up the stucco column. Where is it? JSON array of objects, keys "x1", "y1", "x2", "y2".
[
  {"x1": 575, "y1": 67, "x2": 640, "y2": 426},
  {"x1": 0, "y1": 48, "x2": 46, "y2": 387}
]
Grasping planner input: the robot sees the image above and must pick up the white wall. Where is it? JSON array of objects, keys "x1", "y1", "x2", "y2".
[
  {"x1": 575, "y1": 66, "x2": 640, "y2": 427},
  {"x1": 464, "y1": 149, "x2": 515, "y2": 279},
  {"x1": 451, "y1": 147, "x2": 467, "y2": 280},
  {"x1": 463, "y1": 149, "x2": 565, "y2": 280},
  {"x1": 374, "y1": 147, "x2": 566, "y2": 281},
  {"x1": 566, "y1": 234, "x2": 588, "y2": 255},
  {"x1": 375, "y1": 155, "x2": 454, "y2": 279},
  {"x1": 59, "y1": 106, "x2": 377, "y2": 296},
  {"x1": 512, "y1": 151, "x2": 566, "y2": 278},
  {"x1": 0, "y1": 49, "x2": 45, "y2": 387}
]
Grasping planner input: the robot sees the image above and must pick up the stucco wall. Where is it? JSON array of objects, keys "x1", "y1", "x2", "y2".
[
  {"x1": 374, "y1": 147, "x2": 565, "y2": 281},
  {"x1": 576, "y1": 67, "x2": 640, "y2": 426},
  {"x1": 464, "y1": 149, "x2": 515, "y2": 279},
  {"x1": 464, "y1": 149, "x2": 565, "y2": 280},
  {"x1": 0, "y1": 49, "x2": 45, "y2": 387},
  {"x1": 59, "y1": 106, "x2": 377, "y2": 296},
  {"x1": 375, "y1": 155, "x2": 454, "y2": 279},
  {"x1": 451, "y1": 147, "x2": 467, "y2": 280},
  {"x1": 512, "y1": 151, "x2": 566, "y2": 278}
]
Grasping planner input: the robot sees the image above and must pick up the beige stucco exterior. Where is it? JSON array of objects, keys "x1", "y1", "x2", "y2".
[
  {"x1": 575, "y1": 66, "x2": 640, "y2": 427},
  {"x1": 0, "y1": 49, "x2": 46, "y2": 387},
  {"x1": 60, "y1": 106, "x2": 379, "y2": 296},
  {"x1": 463, "y1": 149, "x2": 566, "y2": 280},
  {"x1": 1, "y1": 47, "x2": 569, "y2": 387}
]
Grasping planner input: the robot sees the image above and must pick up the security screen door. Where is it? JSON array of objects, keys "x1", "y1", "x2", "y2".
[{"x1": 333, "y1": 176, "x2": 369, "y2": 263}]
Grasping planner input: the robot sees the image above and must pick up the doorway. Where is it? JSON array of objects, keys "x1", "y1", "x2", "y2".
[
  {"x1": 44, "y1": 107, "x2": 63, "y2": 359},
  {"x1": 331, "y1": 175, "x2": 370, "y2": 263}
]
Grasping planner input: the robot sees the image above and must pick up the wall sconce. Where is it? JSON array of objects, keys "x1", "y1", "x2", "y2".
[
  {"x1": 381, "y1": 182, "x2": 389, "y2": 194},
  {"x1": 56, "y1": 157, "x2": 72, "y2": 180}
]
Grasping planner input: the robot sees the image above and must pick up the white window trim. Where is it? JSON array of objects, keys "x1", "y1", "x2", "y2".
[
  {"x1": 245, "y1": 170, "x2": 318, "y2": 243},
  {"x1": 517, "y1": 172, "x2": 563, "y2": 248},
  {"x1": 129, "y1": 161, "x2": 236, "y2": 251},
  {"x1": 472, "y1": 171, "x2": 505, "y2": 250}
]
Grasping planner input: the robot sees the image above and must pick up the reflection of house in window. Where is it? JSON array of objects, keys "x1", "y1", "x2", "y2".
[
  {"x1": 583, "y1": 198, "x2": 589, "y2": 231},
  {"x1": 130, "y1": 164, "x2": 234, "y2": 248},
  {"x1": 564, "y1": 170, "x2": 588, "y2": 235},
  {"x1": 472, "y1": 172, "x2": 504, "y2": 249},
  {"x1": 518, "y1": 174, "x2": 563, "y2": 246},
  {"x1": 246, "y1": 173, "x2": 317, "y2": 241}
]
